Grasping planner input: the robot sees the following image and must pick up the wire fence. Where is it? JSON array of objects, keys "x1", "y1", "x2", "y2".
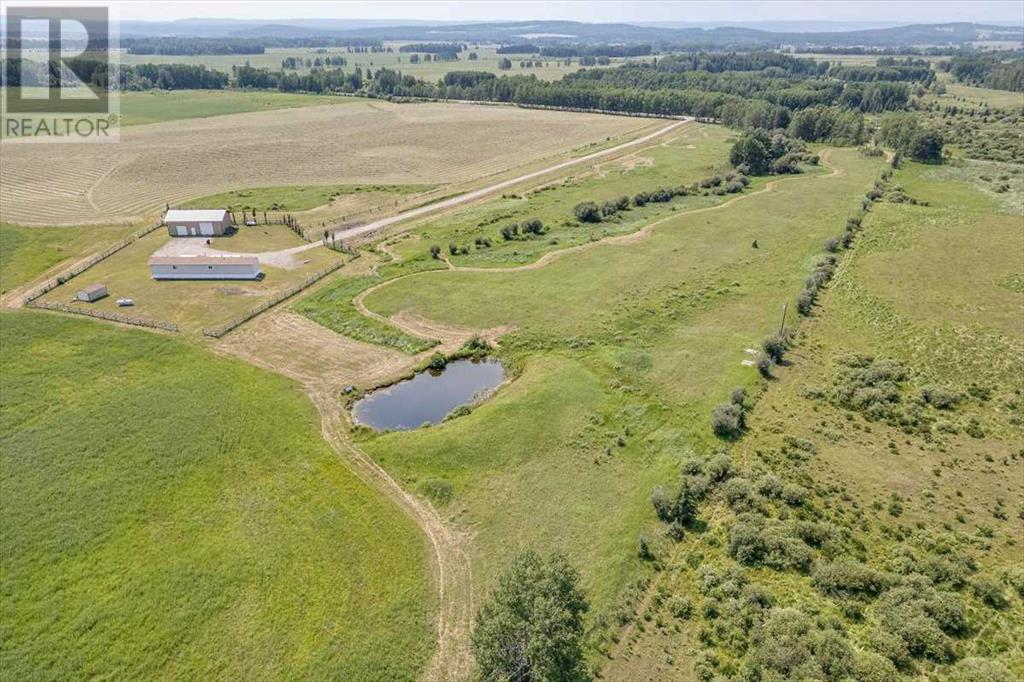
[
  {"x1": 21, "y1": 222, "x2": 163, "y2": 305},
  {"x1": 202, "y1": 261, "x2": 344, "y2": 338},
  {"x1": 26, "y1": 300, "x2": 179, "y2": 332}
]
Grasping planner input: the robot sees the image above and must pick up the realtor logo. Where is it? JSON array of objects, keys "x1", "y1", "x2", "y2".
[{"x1": 2, "y1": 4, "x2": 119, "y2": 141}]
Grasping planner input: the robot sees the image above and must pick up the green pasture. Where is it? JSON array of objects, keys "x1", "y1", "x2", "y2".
[
  {"x1": 0, "y1": 223, "x2": 136, "y2": 294},
  {"x1": 183, "y1": 183, "x2": 434, "y2": 214},
  {"x1": 0, "y1": 312, "x2": 435, "y2": 680}
]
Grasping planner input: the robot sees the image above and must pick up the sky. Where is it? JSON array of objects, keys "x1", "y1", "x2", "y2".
[{"x1": 27, "y1": 1, "x2": 1024, "y2": 25}]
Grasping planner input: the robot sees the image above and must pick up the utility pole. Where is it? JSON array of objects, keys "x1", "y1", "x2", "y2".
[{"x1": 779, "y1": 301, "x2": 789, "y2": 336}]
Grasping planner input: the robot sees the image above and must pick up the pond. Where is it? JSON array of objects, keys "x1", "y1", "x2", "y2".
[{"x1": 352, "y1": 358, "x2": 505, "y2": 431}]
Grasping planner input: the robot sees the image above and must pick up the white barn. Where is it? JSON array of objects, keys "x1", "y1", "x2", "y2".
[
  {"x1": 164, "y1": 209, "x2": 232, "y2": 237},
  {"x1": 148, "y1": 254, "x2": 261, "y2": 280}
]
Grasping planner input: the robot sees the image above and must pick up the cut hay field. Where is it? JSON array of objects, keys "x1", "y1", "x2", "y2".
[
  {"x1": 0, "y1": 100, "x2": 652, "y2": 226},
  {"x1": 0, "y1": 311, "x2": 435, "y2": 680}
]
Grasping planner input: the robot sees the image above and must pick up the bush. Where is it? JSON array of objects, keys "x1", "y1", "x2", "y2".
[
  {"x1": 972, "y1": 576, "x2": 1009, "y2": 609},
  {"x1": 948, "y1": 658, "x2": 1016, "y2": 682},
  {"x1": 500, "y1": 224, "x2": 519, "y2": 240},
  {"x1": 813, "y1": 561, "x2": 894, "y2": 598},
  {"x1": 781, "y1": 483, "x2": 809, "y2": 506},
  {"x1": 573, "y1": 201, "x2": 601, "y2": 223},
  {"x1": 824, "y1": 237, "x2": 841, "y2": 253},
  {"x1": 729, "y1": 515, "x2": 813, "y2": 572},
  {"x1": 755, "y1": 473, "x2": 783, "y2": 498},
  {"x1": 920, "y1": 385, "x2": 960, "y2": 409},
  {"x1": 426, "y1": 352, "x2": 447, "y2": 371},
  {"x1": 673, "y1": 475, "x2": 707, "y2": 524},
  {"x1": 523, "y1": 218, "x2": 544, "y2": 235},
  {"x1": 651, "y1": 486, "x2": 673, "y2": 522},
  {"x1": 667, "y1": 596, "x2": 693, "y2": 620},
  {"x1": 762, "y1": 333, "x2": 789, "y2": 363},
  {"x1": 730, "y1": 387, "x2": 747, "y2": 406},
  {"x1": 711, "y1": 403, "x2": 744, "y2": 438},
  {"x1": 797, "y1": 288, "x2": 816, "y2": 316},
  {"x1": 756, "y1": 352, "x2": 773, "y2": 377},
  {"x1": 868, "y1": 627, "x2": 912, "y2": 670},
  {"x1": 852, "y1": 651, "x2": 900, "y2": 682},
  {"x1": 704, "y1": 454, "x2": 732, "y2": 482},
  {"x1": 448, "y1": 242, "x2": 458, "y2": 255},
  {"x1": 875, "y1": 585, "x2": 965, "y2": 662},
  {"x1": 722, "y1": 477, "x2": 755, "y2": 511}
]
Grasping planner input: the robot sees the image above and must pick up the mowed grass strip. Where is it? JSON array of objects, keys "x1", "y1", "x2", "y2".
[
  {"x1": 293, "y1": 274, "x2": 439, "y2": 354},
  {"x1": 0, "y1": 312, "x2": 435, "y2": 680}
]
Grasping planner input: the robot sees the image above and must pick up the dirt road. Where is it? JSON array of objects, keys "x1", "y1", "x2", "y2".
[{"x1": 285, "y1": 118, "x2": 690, "y2": 253}]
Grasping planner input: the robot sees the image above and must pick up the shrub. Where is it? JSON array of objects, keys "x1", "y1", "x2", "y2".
[
  {"x1": 755, "y1": 473, "x2": 783, "y2": 498},
  {"x1": 762, "y1": 333, "x2": 788, "y2": 363},
  {"x1": 948, "y1": 658, "x2": 1016, "y2": 682},
  {"x1": 726, "y1": 180, "x2": 745, "y2": 193},
  {"x1": 673, "y1": 475, "x2": 707, "y2": 524},
  {"x1": 921, "y1": 385, "x2": 961, "y2": 409},
  {"x1": 728, "y1": 515, "x2": 813, "y2": 572},
  {"x1": 573, "y1": 201, "x2": 601, "y2": 223},
  {"x1": 972, "y1": 576, "x2": 1009, "y2": 609},
  {"x1": 781, "y1": 483, "x2": 809, "y2": 506},
  {"x1": 601, "y1": 200, "x2": 619, "y2": 217},
  {"x1": 711, "y1": 403, "x2": 744, "y2": 438},
  {"x1": 523, "y1": 218, "x2": 544, "y2": 235},
  {"x1": 667, "y1": 596, "x2": 693, "y2": 620},
  {"x1": 730, "y1": 387, "x2": 747, "y2": 406},
  {"x1": 754, "y1": 352, "x2": 773, "y2": 377},
  {"x1": 875, "y1": 585, "x2": 965, "y2": 662},
  {"x1": 651, "y1": 486, "x2": 673, "y2": 522},
  {"x1": 797, "y1": 288, "x2": 816, "y2": 316},
  {"x1": 852, "y1": 651, "x2": 900, "y2": 682},
  {"x1": 704, "y1": 454, "x2": 732, "y2": 482},
  {"x1": 824, "y1": 237, "x2": 841, "y2": 253},
  {"x1": 615, "y1": 195, "x2": 630, "y2": 210},
  {"x1": 500, "y1": 224, "x2": 518, "y2": 240},
  {"x1": 813, "y1": 561, "x2": 894, "y2": 598},
  {"x1": 429, "y1": 244, "x2": 441, "y2": 259},
  {"x1": 868, "y1": 627, "x2": 912, "y2": 670},
  {"x1": 448, "y1": 242, "x2": 458, "y2": 255},
  {"x1": 426, "y1": 352, "x2": 447, "y2": 371},
  {"x1": 722, "y1": 477, "x2": 755, "y2": 511}
]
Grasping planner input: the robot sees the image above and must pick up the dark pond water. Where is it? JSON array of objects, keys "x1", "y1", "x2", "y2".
[{"x1": 352, "y1": 358, "x2": 505, "y2": 430}]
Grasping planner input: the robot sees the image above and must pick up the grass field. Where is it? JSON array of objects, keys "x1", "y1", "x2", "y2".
[
  {"x1": 0, "y1": 223, "x2": 136, "y2": 295},
  {"x1": 599, "y1": 159, "x2": 1024, "y2": 680},
  {"x1": 348, "y1": 146, "x2": 890, "y2": 656},
  {"x1": 35, "y1": 229, "x2": 343, "y2": 333},
  {"x1": 115, "y1": 42, "x2": 643, "y2": 82},
  {"x1": 0, "y1": 311, "x2": 435, "y2": 680},
  {"x1": 0, "y1": 100, "x2": 651, "y2": 226}
]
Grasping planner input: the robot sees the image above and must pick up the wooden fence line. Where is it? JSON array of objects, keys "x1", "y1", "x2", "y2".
[
  {"x1": 202, "y1": 261, "x2": 344, "y2": 338},
  {"x1": 26, "y1": 300, "x2": 179, "y2": 332},
  {"x1": 21, "y1": 222, "x2": 163, "y2": 305}
]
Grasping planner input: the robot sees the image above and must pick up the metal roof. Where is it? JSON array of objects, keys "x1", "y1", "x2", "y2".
[
  {"x1": 164, "y1": 209, "x2": 229, "y2": 223},
  {"x1": 149, "y1": 254, "x2": 259, "y2": 267},
  {"x1": 79, "y1": 283, "x2": 107, "y2": 294}
]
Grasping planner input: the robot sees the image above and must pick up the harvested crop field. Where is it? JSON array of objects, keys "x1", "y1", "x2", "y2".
[{"x1": 0, "y1": 101, "x2": 653, "y2": 226}]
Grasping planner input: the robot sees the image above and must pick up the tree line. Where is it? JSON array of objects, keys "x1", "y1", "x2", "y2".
[
  {"x1": 3, "y1": 58, "x2": 228, "y2": 90},
  {"x1": 124, "y1": 37, "x2": 266, "y2": 55},
  {"x1": 941, "y1": 52, "x2": 1024, "y2": 92}
]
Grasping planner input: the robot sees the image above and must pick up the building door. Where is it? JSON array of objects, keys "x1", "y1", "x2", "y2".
[{"x1": 199, "y1": 222, "x2": 214, "y2": 236}]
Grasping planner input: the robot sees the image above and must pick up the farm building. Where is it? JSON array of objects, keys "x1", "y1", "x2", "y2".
[
  {"x1": 164, "y1": 209, "x2": 232, "y2": 237},
  {"x1": 75, "y1": 284, "x2": 108, "y2": 302},
  {"x1": 148, "y1": 254, "x2": 261, "y2": 280}
]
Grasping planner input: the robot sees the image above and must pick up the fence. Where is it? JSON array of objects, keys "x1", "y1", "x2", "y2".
[
  {"x1": 21, "y1": 222, "x2": 163, "y2": 305},
  {"x1": 202, "y1": 261, "x2": 344, "y2": 338},
  {"x1": 26, "y1": 300, "x2": 179, "y2": 332}
]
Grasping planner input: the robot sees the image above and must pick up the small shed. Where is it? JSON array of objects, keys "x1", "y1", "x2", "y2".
[
  {"x1": 75, "y1": 284, "x2": 108, "y2": 302},
  {"x1": 164, "y1": 209, "x2": 232, "y2": 237},
  {"x1": 148, "y1": 254, "x2": 261, "y2": 280}
]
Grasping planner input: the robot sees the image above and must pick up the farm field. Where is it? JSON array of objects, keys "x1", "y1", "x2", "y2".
[
  {"x1": 34, "y1": 228, "x2": 343, "y2": 333},
  {"x1": 347, "y1": 145, "x2": 892, "y2": 655},
  {"x1": 116, "y1": 42, "x2": 642, "y2": 81},
  {"x1": 0, "y1": 311, "x2": 435, "y2": 680},
  {"x1": 0, "y1": 223, "x2": 135, "y2": 296},
  {"x1": 0, "y1": 100, "x2": 653, "y2": 226}
]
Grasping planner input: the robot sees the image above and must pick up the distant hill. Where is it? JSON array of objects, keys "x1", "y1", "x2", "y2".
[{"x1": 113, "y1": 18, "x2": 1023, "y2": 49}]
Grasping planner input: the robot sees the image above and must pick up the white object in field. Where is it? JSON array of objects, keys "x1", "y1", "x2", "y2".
[
  {"x1": 75, "y1": 283, "x2": 108, "y2": 302},
  {"x1": 245, "y1": 219, "x2": 257, "y2": 226},
  {"x1": 117, "y1": 298, "x2": 134, "y2": 307}
]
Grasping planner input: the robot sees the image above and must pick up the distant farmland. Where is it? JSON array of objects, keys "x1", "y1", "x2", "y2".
[{"x1": 0, "y1": 100, "x2": 651, "y2": 226}]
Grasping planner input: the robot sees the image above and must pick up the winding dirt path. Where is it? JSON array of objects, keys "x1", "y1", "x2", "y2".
[{"x1": 351, "y1": 150, "x2": 843, "y2": 319}]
